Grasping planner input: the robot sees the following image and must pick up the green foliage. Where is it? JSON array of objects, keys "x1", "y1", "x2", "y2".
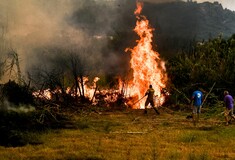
[
  {"x1": 0, "y1": 111, "x2": 43, "y2": 147},
  {"x1": 0, "y1": 108, "x2": 76, "y2": 147},
  {"x1": 167, "y1": 34, "x2": 235, "y2": 104}
]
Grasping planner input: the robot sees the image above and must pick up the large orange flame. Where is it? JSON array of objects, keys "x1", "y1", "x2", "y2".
[{"x1": 122, "y1": 2, "x2": 168, "y2": 109}]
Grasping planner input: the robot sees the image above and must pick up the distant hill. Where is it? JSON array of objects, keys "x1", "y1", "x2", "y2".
[
  {"x1": 138, "y1": 1, "x2": 235, "y2": 56},
  {"x1": 143, "y1": 1, "x2": 235, "y2": 39},
  {"x1": 70, "y1": 1, "x2": 235, "y2": 57}
]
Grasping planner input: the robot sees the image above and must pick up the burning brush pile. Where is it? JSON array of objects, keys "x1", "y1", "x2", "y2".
[
  {"x1": 33, "y1": 2, "x2": 169, "y2": 111},
  {"x1": 32, "y1": 76, "x2": 126, "y2": 111},
  {"x1": 0, "y1": 2, "x2": 169, "y2": 113},
  {"x1": 0, "y1": 2, "x2": 169, "y2": 147}
]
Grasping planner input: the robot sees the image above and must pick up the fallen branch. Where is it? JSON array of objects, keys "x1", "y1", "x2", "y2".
[
  {"x1": 36, "y1": 104, "x2": 60, "y2": 124},
  {"x1": 131, "y1": 117, "x2": 140, "y2": 123},
  {"x1": 172, "y1": 86, "x2": 191, "y2": 103},
  {"x1": 111, "y1": 131, "x2": 147, "y2": 134},
  {"x1": 159, "y1": 106, "x2": 174, "y2": 114},
  {"x1": 91, "y1": 86, "x2": 98, "y2": 103},
  {"x1": 201, "y1": 82, "x2": 216, "y2": 107}
]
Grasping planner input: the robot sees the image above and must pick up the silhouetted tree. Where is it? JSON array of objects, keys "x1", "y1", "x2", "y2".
[
  {"x1": 66, "y1": 48, "x2": 95, "y2": 102},
  {"x1": 5, "y1": 49, "x2": 22, "y2": 84}
]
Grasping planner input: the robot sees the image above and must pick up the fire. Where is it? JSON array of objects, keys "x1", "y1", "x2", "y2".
[
  {"x1": 134, "y1": 1, "x2": 143, "y2": 15},
  {"x1": 33, "y1": 2, "x2": 168, "y2": 109},
  {"x1": 33, "y1": 77, "x2": 100, "y2": 102},
  {"x1": 122, "y1": 2, "x2": 168, "y2": 109},
  {"x1": 33, "y1": 76, "x2": 120, "y2": 106},
  {"x1": 33, "y1": 88, "x2": 52, "y2": 100}
]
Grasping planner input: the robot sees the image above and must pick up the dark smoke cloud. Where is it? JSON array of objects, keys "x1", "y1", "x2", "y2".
[
  {"x1": 0, "y1": 0, "x2": 135, "y2": 82},
  {"x1": 143, "y1": 0, "x2": 179, "y2": 3},
  {"x1": 0, "y1": 0, "x2": 191, "y2": 83}
]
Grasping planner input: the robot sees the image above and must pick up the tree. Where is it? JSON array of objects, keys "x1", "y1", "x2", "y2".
[
  {"x1": 5, "y1": 49, "x2": 22, "y2": 84},
  {"x1": 66, "y1": 48, "x2": 94, "y2": 101},
  {"x1": 28, "y1": 46, "x2": 98, "y2": 104},
  {"x1": 166, "y1": 34, "x2": 235, "y2": 104},
  {"x1": 0, "y1": 25, "x2": 10, "y2": 81}
]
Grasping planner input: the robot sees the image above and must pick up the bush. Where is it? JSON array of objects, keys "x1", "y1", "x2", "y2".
[
  {"x1": 0, "y1": 109, "x2": 75, "y2": 147},
  {"x1": 1, "y1": 80, "x2": 34, "y2": 105},
  {"x1": 0, "y1": 111, "x2": 43, "y2": 147}
]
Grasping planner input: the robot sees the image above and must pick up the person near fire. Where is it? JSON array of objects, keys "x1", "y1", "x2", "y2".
[
  {"x1": 223, "y1": 90, "x2": 235, "y2": 126},
  {"x1": 144, "y1": 85, "x2": 160, "y2": 115},
  {"x1": 191, "y1": 88, "x2": 203, "y2": 125}
]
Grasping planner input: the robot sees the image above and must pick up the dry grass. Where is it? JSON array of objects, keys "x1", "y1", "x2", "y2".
[{"x1": 0, "y1": 108, "x2": 235, "y2": 160}]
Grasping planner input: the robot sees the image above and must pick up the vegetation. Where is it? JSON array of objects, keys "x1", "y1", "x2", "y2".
[
  {"x1": 0, "y1": 1, "x2": 235, "y2": 159},
  {"x1": 166, "y1": 34, "x2": 235, "y2": 106},
  {"x1": 0, "y1": 108, "x2": 234, "y2": 160},
  {"x1": 1, "y1": 80, "x2": 34, "y2": 105}
]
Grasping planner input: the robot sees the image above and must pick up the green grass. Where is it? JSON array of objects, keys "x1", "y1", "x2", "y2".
[{"x1": 0, "y1": 108, "x2": 235, "y2": 160}]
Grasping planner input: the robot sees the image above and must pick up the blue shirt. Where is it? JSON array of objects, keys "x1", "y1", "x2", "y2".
[{"x1": 192, "y1": 90, "x2": 203, "y2": 107}]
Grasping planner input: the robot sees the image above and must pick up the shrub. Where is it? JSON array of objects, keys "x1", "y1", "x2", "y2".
[{"x1": 1, "y1": 80, "x2": 34, "y2": 105}]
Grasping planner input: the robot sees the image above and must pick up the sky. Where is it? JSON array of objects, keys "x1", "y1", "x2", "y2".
[
  {"x1": 194, "y1": 0, "x2": 235, "y2": 11},
  {"x1": 144, "y1": 0, "x2": 235, "y2": 11}
]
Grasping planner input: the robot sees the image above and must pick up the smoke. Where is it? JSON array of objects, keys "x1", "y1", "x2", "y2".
[
  {"x1": 1, "y1": 0, "x2": 233, "y2": 84},
  {"x1": 0, "y1": 100, "x2": 35, "y2": 113},
  {"x1": 0, "y1": 0, "x2": 104, "y2": 48},
  {"x1": 142, "y1": 0, "x2": 180, "y2": 3},
  {"x1": 0, "y1": 0, "x2": 131, "y2": 82},
  {"x1": 0, "y1": 0, "x2": 199, "y2": 81}
]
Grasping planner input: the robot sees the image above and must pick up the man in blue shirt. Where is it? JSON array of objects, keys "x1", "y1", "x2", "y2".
[{"x1": 191, "y1": 89, "x2": 203, "y2": 125}]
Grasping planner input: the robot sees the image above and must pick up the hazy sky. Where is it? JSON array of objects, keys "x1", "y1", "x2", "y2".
[
  {"x1": 144, "y1": 0, "x2": 235, "y2": 11},
  {"x1": 190, "y1": 0, "x2": 235, "y2": 11}
]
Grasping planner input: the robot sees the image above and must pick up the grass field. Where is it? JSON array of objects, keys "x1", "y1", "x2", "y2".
[{"x1": 0, "y1": 107, "x2": 235, "y2": 160}]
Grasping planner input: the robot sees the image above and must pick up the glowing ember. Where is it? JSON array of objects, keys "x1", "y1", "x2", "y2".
[
  {"x1": 33, "y1": 88, "x2": 52, "y2": 100},
  {"x1": 122, "y1": 2, "x2": 168, "y2": 109}
]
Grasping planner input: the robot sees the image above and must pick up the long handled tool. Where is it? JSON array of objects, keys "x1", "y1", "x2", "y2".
[
  {"x1": 132, "y1": 95, "x2": 146, "y2": 105},
  {"x1": 198, "y1": 82, "x2": 216, "y2": 113},
  {"x1": 201, "y1": 82, "x2": 216, "y2": 107},
  {"x1": 194, "y1": 82, "x2": 216, "y2": 126}
]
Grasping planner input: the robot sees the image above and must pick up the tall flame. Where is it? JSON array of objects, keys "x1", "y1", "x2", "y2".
[
  {"x1": 134, "y1": 1, "x2": 143, "y2": 15},
  {"x1": 123, "y1": 2, "x2": 168, "y2": 109}
]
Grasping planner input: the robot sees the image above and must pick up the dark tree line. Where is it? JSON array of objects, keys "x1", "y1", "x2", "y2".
[{"x1": 166, "y1": 34, "x2": 235, "y2": 105}]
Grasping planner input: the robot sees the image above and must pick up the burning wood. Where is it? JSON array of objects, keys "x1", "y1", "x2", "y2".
[{"x1": 33, "y1": 77, "x2": 126, "y2": 108}]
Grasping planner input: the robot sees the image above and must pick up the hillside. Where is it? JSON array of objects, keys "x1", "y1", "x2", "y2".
[
  {"x1": 134, "y1": 1, "x2": 235, "y2": 55},
  {"x1": 143, "y1": 1, "x2": 235, "y2": 39}
]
